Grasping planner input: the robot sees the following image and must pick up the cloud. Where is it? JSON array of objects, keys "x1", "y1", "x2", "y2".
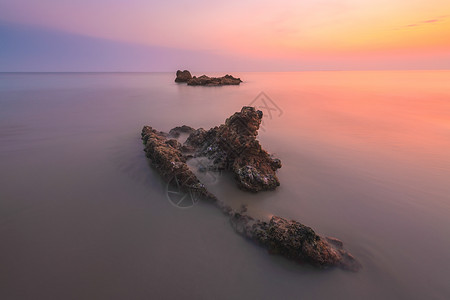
[
  {"x1": 400, "y1": 16, "x2": 446, "y2": 29},
  {"x1": 422, "y1": 19, "x2": 438, "y2": 23}
]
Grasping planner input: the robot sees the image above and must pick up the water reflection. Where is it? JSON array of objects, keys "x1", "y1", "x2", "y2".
[{"x1": 0, "y1": 71, "x2": 449, "y2": 299}]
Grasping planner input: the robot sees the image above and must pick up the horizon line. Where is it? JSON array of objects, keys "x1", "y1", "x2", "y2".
[{"x1": 1, "y1": 69, "x2": 449, "y2": 74}]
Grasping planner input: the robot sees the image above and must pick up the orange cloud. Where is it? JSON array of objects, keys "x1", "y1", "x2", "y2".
[{"x1": 400, "y1": 16, "x2": 446, "y2": 29}]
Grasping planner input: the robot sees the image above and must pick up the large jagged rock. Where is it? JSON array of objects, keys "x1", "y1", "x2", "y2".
[
  {"x1": 175, "y1": 70, "x2": 192, "y2": 83},
  {"x1": 140, "y1": 107, "x2": 361, "y2": 271},
  {"x1": 185, "y1": 106, "x2": 281, "y2": 192}
]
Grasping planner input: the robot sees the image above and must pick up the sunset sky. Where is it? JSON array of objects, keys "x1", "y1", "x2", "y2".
[{"x1": 1, "y1": 0, "x2": 449, "y2": 71}]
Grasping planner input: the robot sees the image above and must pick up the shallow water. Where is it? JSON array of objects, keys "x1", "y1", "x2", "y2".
[{"x1": 1, "y1": 71, "x2": 450, "y2": 299}]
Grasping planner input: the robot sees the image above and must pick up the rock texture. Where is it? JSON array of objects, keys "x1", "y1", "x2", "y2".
[
  {"x1": 230, "y1": 213, "x2": 361, "y2": 271},
  {"x1": 187, "y1": 74, "x2": 242, "y2": 86},
  {"x1": 185, "y1": 106, "x2": 281, "y2": 192},
  {"x1": 174, "y1": 70, "x2": 192, "y2": 83},
  {"x1": 175, "y1": 70, "x2": 242, "y2": 86},
  {"x1": 141, "y1": 125, "x2": 216, "y2": 201},
  {"x1": 141, "y1": 106, "x2": 360, "y2": 271}
]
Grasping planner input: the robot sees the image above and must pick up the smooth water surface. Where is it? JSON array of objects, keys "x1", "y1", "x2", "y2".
[{"x1": 1, "y1": 71, "x2": 449, "y2": 299}]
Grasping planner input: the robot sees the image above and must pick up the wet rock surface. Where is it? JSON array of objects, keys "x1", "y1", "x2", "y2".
[
  {"x1": 141, "y1": 107, "x2": 360, "y2": 271},
  {"x1": 185, "y1": 106, "x2": 281, "y2": 192},
  {"x1": 175, "y1": 70, "x2": 242, "y2": 86},
  {"x1": 230, "y1": 214, "x2": 361, "y2": 271},
  {"x1": 141, "y1": 125, "x2": 216, "y2": 201}
]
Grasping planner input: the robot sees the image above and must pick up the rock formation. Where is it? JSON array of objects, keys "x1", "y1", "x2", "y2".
[
  {"x1": 185, "y1": 106, "x2": 281, "y2": 192},
  {"x1": 141, "y1": 106, "x2": 361, "y2": 271},
  {"x1": 174, "y1": 70, "x2": 192, "y2": 83},
  {"x1": 230, "y1": 214, "x2": 360, "y2": 271},
  {"x1": 175, "y1": 70, "x2": 242, "y2": 86},
  {"x1": 187, "y1": 74, "x2": 242, "y2": 86},
  {"x1": 141, "y1": 126, "x2": 216, "y2": 201}
]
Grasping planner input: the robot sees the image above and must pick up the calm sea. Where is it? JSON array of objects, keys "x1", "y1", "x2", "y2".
[{"x1": 1, "y1": 71, "x2": 450, "y2": 299}]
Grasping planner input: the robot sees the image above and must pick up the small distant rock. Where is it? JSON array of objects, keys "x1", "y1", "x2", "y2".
[
  {"x1": 187, "y1": 74, "x2": 242, "y2": 86},
  {"x1": 175, "y1": 70, "x2": 192, "y2": 83},
  {"x1": 175, "y1": 70, "x2": 242, "y2": 86}
]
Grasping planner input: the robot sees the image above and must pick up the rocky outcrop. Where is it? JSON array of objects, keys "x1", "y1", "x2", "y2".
[
  {"x1": 187, "y1": 74, "x2": 242, "y2": 86},
  {"x1": 185, "y1": 106, "x2": 281, "y2": 192},
  {"x1": 175, "y1": 70, "x2": 242, "y2": 86},
  {"x1": 141, "y1": 106, "x2": 360, "y2": 271},
  {"x1": 230, "y1": 213, "x2": 361, "y2": 271},
  {"x1": 142, "y1": 106, "x2": 281, "y2": 194},
  {"x1": 141, "y1": 125, "x2": 216, "y2": 201},
  {"x1": 174, "y1": 70, "x2": 192, "y2": 83}
]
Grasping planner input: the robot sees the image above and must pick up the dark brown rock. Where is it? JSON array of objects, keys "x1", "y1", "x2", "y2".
[
  {"x1": 187, "y1": 74, "x2": 242, "y2": 86},
  {"x1": 175, "y1": 70, "x2": 192, "y2": 83},
  {"x1": 185, "y1": 106, "x2": 281, "y2": 192},
  {"x1": 141, "y1": 125, "x2": 216, "y2": 201},
  {"x1": 140, "y1": 107, "x2": 360, "y2": 271},
  {"x1": 230, "y1": 214, "x2": 361, "y2": 271},
  {"x1": 174, "y1": 70, "x2": 242, "y2": 86}
]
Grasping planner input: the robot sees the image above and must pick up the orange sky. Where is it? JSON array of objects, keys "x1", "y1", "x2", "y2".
[{"x1": 1, "y1": 0, "x2": 449, "y2": 70}]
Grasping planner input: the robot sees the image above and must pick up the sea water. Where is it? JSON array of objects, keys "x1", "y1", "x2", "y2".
[{"x1": 1, "y1": 71, "x2": 450, "y2": 299}]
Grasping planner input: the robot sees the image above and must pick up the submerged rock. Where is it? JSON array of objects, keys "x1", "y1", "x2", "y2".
[
  {"x1": 174, "y1": 70, "x2": 242, "y2": 86},
  {"x1": 141, "y1": 106, "x2": 360, "y2": 271},
  {"x1": 175, "y1": 70, "x2": 192, "y2": 83}
]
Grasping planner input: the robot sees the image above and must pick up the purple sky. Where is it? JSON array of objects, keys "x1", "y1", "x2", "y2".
[{"x1": 1, "y1": 0, "x2": 449, "y2": 71}]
